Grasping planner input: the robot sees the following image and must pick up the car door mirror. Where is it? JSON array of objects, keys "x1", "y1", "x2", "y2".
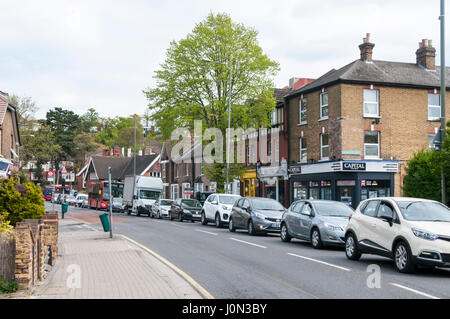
[
  {"x1": 212, "y1": 201, "x2": 218, "y2": 205},
  {"x1": 380, "y1": 215, "x2": 394, "y2": 226}
]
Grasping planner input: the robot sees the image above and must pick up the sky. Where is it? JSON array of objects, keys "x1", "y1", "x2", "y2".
[{"x1": 0, "y1": 0, "x2": 445, "y2": 120}]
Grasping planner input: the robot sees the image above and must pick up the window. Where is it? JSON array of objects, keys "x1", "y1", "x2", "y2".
[
  {"x1": 267, "y1": 140, "x2": 272, "y2": 157},
  {"x1": 361, "y1": 200, "x2": 379, "y2": 217},
  {"x1": 428, "y1": 93, "x2": 441, "y2": 121},
  {"x1": 364, "y1": 131, "x2": 380, "y2": 159},
  {"x1": 182, "y1": 183, "x2": 190, "y2": 199},
  {"x1": 299, "y1": 138, "x2": 307, "y2": 163},
  {"x1": 185, "y1": 163, "x2": 189, "y2": 176},
  {"x1": 363, "y1": 89, "x2": 379, "y2": 117},
  {"x1": 162, "y1": 163, "x2": 166, "y2": 178},
  {"x1": 293, "y1": 202, "x2": 304, "y2": 214},
  {"x1": 428, "y1": 134, "x2": 436, "y2": 150},
  {"x1": 271, "y1": 109, "x2": 277, "y2": 125},
  {"x1": 320, "y1": 134, "x2": 329, "y2": 160},
  {"x1": 210, "y1": 182, "x2": 217, "y2": 192},
  {"x1": 194, "y1": 183, "x2": 203, "y2": 193},
  {"x1": 175, "y1": 164, "x2": 178, "y2": 178},
  {"x1": 377, "y1": 202, "x2": 396, "y2": 220},
  {"x1": 299, "y1": 98, "x2": 307, "y2": 124},
  {"x1": 320, "y1": 92, "x2": 328, "y2": 120}
]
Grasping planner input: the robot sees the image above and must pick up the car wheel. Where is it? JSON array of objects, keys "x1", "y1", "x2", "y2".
[
  {"x1": 248, "y1": 220, "x2": 256, "y2": 236},
  {"x1": 345, "y1": 233, "x2": 361, "y2": 260},
  {"x1": 228, "y1": 218, "x2": 236, "y2": 232},
  {"x1": 157, "y1": 211, "x2": 161, "y2": 219},
  {"x1": 201, "y1": 212, "x2": 208, "y2": 225},
  {"x1": 127, "y1": 209, "x2": 131, "y2": 216},
  {"x1": 280, "y1": 223, "x2": 291, "y2": 242},
  {"x1": 215, "y1": 213, "x2": 223, "y2": 228},
  {"x1": 311, "y1": 228, "x2": 323, "y2": 249},
  {"x1": 394, "y1": 241, "x2": 416, "y2": 273}
]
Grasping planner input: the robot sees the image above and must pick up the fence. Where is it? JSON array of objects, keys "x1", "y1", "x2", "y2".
[{"x1": 0, "y1": 231, "x2": 16, "y2": 283}]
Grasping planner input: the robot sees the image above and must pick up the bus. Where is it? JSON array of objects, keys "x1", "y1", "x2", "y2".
[{"x1": 88, "y1": 181, "x2": 124, "y2": 210}]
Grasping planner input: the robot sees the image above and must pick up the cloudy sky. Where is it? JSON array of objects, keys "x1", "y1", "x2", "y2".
[{"x1": 0, "y1": 0, "x2": 444, "y2": 119}]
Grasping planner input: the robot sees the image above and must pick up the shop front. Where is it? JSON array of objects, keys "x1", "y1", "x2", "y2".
[
  {"x1": 257, "y1": 159, "x2": 289, "y2": 207},
  {"x1": 241, "y1": 168, "x2": 258, "y2": 197},
  {"x1": 289, "y1": 160, "x2": 398, "y2": 209}
]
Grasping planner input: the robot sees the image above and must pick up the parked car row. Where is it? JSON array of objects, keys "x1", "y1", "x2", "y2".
[{"x1": 145, "y1": 194, "x2": 450, "y2": 274}]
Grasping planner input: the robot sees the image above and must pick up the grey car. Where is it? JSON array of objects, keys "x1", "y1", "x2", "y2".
[
  {"x1": 280, "y1": 200, "x2": 354, "y2": 248},
  {"x1": 228, "y1": 197, "x2": 286, "y2": 235}
]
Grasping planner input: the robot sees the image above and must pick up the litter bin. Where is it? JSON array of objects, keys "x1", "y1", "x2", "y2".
[
  {"x1": 61, "y1": 202, "x2": 69, "y2": 219},
  {"x1": 99, "y1": 213, "x2": 110, "y2": 232}
]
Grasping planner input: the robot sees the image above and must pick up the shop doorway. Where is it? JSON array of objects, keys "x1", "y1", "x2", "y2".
[{"x1": 337, "y1": 186, "x2": 354, "y2": 207}]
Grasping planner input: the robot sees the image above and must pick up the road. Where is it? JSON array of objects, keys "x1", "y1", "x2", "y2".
[{"x1": 50, "y1": 202, "x2": 450, "y2": 299}]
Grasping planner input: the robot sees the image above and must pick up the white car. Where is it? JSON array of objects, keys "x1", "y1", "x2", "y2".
[
  {"x1": 75, "y1": 194, "x2": 88, "y2": 208},
  {"x1": 151, "y1": 198, "x2": 174, "y2": 219},
  {"x1": 201, "y1": 194, "x2": 241, "y2": 228},
  {"x1": 344, "y1": 197, "x2": 450, "y2": 273}
]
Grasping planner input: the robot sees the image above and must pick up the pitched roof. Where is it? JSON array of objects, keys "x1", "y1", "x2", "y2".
[
  {"x1": 274, "y1": 88, "x2": 290, "y2": 103},
  {"x1": 119, "y1": 154, "x2": 159, "y2": 179},
  {"x1": 90, "y1": 156, "x2": 130, "y2": 180},
  {"x1": 286, "y1": 59, "x2": 450, "y2": 98},
  {"x1": 0, "y1": 91, "x2": 8, "y2": 125}
]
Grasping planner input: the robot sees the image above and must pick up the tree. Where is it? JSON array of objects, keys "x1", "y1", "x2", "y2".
[
  {"x1": 9, "y1": 95, "x2": 38, "y2": 132},
  {"x1": 20, "y1": 126, "x2": 62, "y2": 183},
  {"x1": 80, "y1": 108, "x2": 100, "y2": 133},
  {"x1": 144, "y1": 13, "x2": 279, "y2": 190},
  {"x1": 73, "y1": 132, "x2": 101, "y2": 170},
  {"x1": 403, "y1": 120, "x2": 450, "y2": 205}
]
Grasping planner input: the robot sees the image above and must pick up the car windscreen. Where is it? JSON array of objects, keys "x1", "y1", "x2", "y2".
[
  {"x1": 139, "y1": 190, "x2": 159, "y2": 200},
  {"x1": 181, "y1": 199, "x2": 202, "y2": 208},
  {"x1": 313, "y1": 202, "x2": 354, "y2": 217},
  {"x1": 396, "y1": 201, "x2": 450, "y2": 222},
  {"x1": 250, "y1": 198, "x2": 285, "y2": 211},
  {"x1": 218, "y1": 195, "x2": 240, "y2": 205},
  {"x1": 160, "y1": 200, "x2": 173, "y2": 206}
]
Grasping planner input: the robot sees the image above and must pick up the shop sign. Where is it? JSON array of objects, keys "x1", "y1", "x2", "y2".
[
  {"x1": 343, "y1": 162, "x2": 366, "y2": 171},
  {"x1": 288, "y1": 166, "x2": 302, "y2": 175},
  {"x1": 337, "y1": 180, "x2": 356, "y2": 187}
]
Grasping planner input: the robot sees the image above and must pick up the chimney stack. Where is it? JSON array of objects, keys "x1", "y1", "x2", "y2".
[
  {"x1": 416, "y1": 39, "x2": 435, "y2": 70},
  {"x1": 359, "y1": 33, "x2": 375, "y2": 62}
]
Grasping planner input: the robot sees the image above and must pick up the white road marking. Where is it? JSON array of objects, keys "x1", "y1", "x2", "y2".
[
  {"x1": 170, "y1": 222, "x2": 187, "y2": 228},
  {"x1": 287, "y1": 253, "x2": 351, "y2": 272},
  {"x1": 229, "y1": 237, "x2": 267, "y2": 249},
  {"x1": 390, "y1": 283, "x2": 440, "y2": 299},
  {"x1": 196, "y1": 229, "x2": 218, "y2": 236}
]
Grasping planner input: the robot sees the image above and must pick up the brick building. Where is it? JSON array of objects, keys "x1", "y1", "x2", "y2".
[
  {"x1": 0, "y1": 91, "x2": 20, "y2": 176},
  {"x1": 285, "y1": 34, "x2": 449, "y2": 208}
]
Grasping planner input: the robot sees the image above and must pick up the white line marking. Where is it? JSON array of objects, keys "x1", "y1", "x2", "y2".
[
  {"x1": 287, "y1": 253, "x2": 351, "y2": 272},
  {"x1": 196, "y1": 229, "x2": 218, "y2": 236},
  {"x1": 170, "y1": 222, "x2": 187, "y2": 228},
  {"x1": 390, "y1": 283, "x2": 440, "y2": 299},
  {"x1": 229, "y1": 237, "x2": 267, "y2": 249}
]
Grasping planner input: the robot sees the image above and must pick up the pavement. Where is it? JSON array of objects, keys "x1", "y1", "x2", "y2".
[{"x1": 30, "y1": 212, "x2": 204, "y2": 299}]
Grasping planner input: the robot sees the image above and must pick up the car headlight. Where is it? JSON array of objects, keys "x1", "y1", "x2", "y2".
[
  {"x1": 324, "y1": 222, "x2": 343, "y2": 231},
  {"x1": 183, "y1": 209, "x2": 190, "y2": 214},
  {"x1": 412, "y1": 228, "x2": 438, "y2": 241},
  {"x1": 253, "y1": 212, "x2": 265, "y2": 220}
]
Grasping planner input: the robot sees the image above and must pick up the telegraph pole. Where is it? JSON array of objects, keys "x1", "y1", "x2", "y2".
[
  {"x1": 108, "y1": 167, "x2": 113, "y2": 238},
  {"x1": 440, "y1": 0, "x2": 447, "y2": 204}
]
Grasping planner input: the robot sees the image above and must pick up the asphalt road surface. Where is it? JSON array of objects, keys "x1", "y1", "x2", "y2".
[{"x1": 51, "y1": 202, "x2": 450, "y2": 299}]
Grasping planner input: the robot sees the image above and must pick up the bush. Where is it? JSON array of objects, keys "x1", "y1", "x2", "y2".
[
  {"x1": 0, "y1": 211, "x2": 13, "y2": 232},
  {"x1": 0, "y1": 276, "x2": 19, "y2": 294},
  {"x1": 0, "y1": 178, "x2": 45, "y2": 226}
]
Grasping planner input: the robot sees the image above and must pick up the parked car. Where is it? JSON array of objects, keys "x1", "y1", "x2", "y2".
[
  {"x1": 344, "y1": 197, "x2": 450, "y2": 273},
  {"x1": 151, "y1": 198, "x2": 174, "y2": 219},
  {"x1": 51, "y1": 192, "x2": 59, "y2": 203},
  {"x1": 201, "y1": 194, "x2": 241, "y2": 227},
  {"x1": 169, "y1": 198, "x2": 202, "y2": 222},
  {"x1": 66, "y1": 195, "x2": 77, "y2": 206},
  {"x1": 194, "y1": 191, "x2": 214, "y2": 206},
  {"x1": 75, "y1": 194, "x2": 88, "y2": 208},
  {"x1": 280, "y1": 200, "x2": 354, "y2": 248},
  {"x1": 228, "y1": 197, "x2": 286, "y2": 235},
  {"x1": 107, "y1": 197, "x2": 124, "y2": 212}
]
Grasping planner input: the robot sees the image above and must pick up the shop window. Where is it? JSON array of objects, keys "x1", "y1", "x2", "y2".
[
  {"x1": 293, "y1": 182, "x2": 307, "y2": 201},
  {"x1": 428, "y1": 93, "x2": 440, "y2": 121},
  {"x1": 361, "y1": 180, "x2": 390, "y2": 200},
  {"x1": 339, "y1": 187, "x2": 353, "y2": 207},
  {"x1": 320, "y1": 134, "x2": 329, "y2": 160},
  {"x1": 299, "y1": 138, "x2": 307, "y2": 163},
  {"x1": 309, "y1": 181, "x2": 319, "y2": 199},
  {"x1": 320, "y1": 180, "x2": 332, "y2": 200},
  {"x1": 320, "y1": 92, "x2": 328, "y2": 120},
  {"x1": 363, "y1": 89, "x2": 379, "y2": 117},
  {"x1": 364, "y1": 131, "x2": 379, "y2": 159}
]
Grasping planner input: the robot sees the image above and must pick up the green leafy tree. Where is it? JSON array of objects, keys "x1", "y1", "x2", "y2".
[
  {"x1": 80, "y1": 108, "x2": 100, "y2": 133},
  {"x1": 74, "y1": 132, "x2": 101, "y2": 170},
  {"x1": 9, "y1": 95, "x2": 38, "y2": 132},
  {"x1": 0, "y1": 178, "x2": 45, "y2": 226},
  {"x1": 403, "y1": 120, "x2": 450, "y2": 205},
  {"x1": 144, "y1": 13, "x2": 279, "y2": 188}
]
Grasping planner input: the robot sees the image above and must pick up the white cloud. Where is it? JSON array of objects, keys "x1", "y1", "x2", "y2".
[{"x1": 0, "y1": 0, "x2": 445, "y2": 119}]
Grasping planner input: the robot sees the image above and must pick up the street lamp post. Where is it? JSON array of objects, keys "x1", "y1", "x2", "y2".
[{"x1": 202, "y1": 58, "x2": 233, "y2": 194}]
